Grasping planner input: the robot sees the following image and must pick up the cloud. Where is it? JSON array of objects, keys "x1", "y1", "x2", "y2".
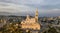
[
  {"x1": 47, "y1": 9, "x2": 60, "y2": 13},
  {"x1": 38, "y1": 8, "x2": 60, "y2": 16},
  {"x1": 0, "y1": 0, "x2": 60, "y2": 9},
  {"x1": 0, "y1": 0, "x2": 60, "y2": 5},
  {"x1": 0, "y1": 0, "x2": 43, "y2": 4},
  {"x1": 0, "y1": 0, "x2": 60, "y2": 16},
  {"x1": 0, "y1": 2, "x2": 36, "y2": 13}
]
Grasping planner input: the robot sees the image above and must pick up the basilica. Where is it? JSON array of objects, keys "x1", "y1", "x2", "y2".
[{"x1": 21, "y1": 8, "x2": 40, "y2": 31}]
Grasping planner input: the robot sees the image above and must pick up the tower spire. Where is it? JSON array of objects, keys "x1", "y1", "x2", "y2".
[{"x1": 35, "y1": 8, "x2": 38, "y2": 22}]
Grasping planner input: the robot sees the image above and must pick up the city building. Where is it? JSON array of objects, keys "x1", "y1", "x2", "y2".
[{"x1": 21, "y1": 8, "x2": 40, "y2": 33}]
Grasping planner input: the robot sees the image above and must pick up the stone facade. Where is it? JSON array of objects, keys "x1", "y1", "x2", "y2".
[{"x1": 21, "y1": 9, "x2": 40, "y2": 30}]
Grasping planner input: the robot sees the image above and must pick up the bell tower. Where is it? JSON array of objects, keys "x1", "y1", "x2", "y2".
[{"x1": 35, "y1": 8, "x2": 38, "y2": 22}]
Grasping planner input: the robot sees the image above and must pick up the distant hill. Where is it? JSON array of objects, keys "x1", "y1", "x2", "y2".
[{"x1": 0, "y1": 12, "x2": 13, "y2": 16}]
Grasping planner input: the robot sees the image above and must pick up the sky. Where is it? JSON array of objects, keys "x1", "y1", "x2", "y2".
[{"x1": 0, "y1": 0, "x2": 60, "y2": 16}]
